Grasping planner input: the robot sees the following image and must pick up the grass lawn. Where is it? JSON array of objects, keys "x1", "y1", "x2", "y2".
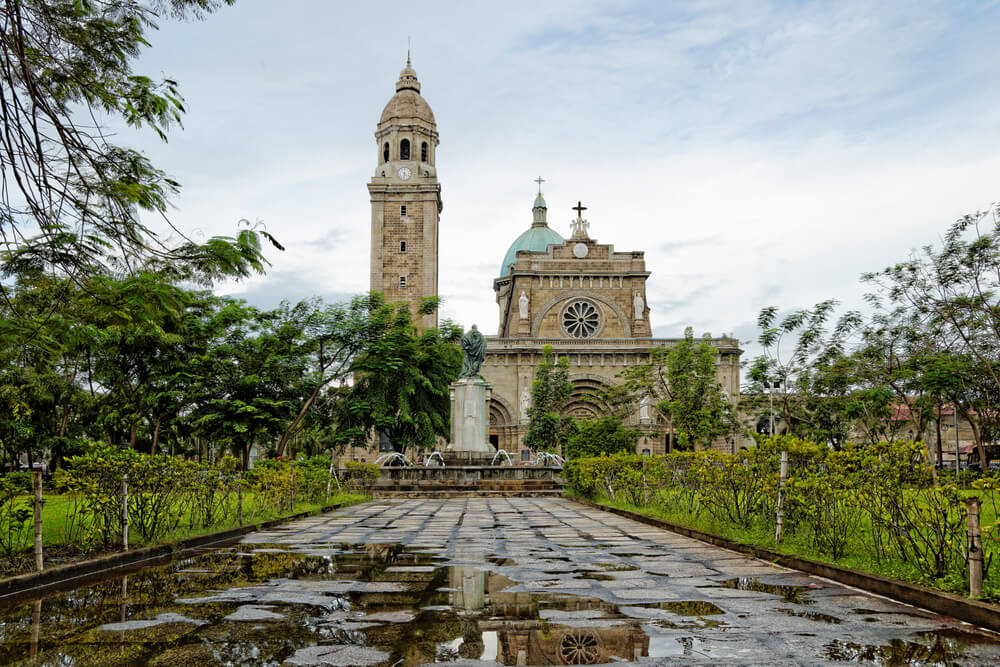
[
  {"x1": 1, "y1": 491, "x2": 370, "y2": 577},
  {"x1": 575, "y1": 490, "x2": 1000, "y2": 601}
]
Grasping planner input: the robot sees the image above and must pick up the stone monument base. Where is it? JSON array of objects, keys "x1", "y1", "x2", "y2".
[{"x1": 448, "y1": 378, "x2": 493, "y2": 454}]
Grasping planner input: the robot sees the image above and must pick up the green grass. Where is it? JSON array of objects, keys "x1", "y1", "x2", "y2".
[
  {"x1": 1, "y1": 491, "x2": 370, "y2": 575},
  {"x1": 571, "y1": 490, "x2": 1000, "y2": 601}
]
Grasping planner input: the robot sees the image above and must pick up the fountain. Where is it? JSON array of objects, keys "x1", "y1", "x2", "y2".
[
  {"x1": 423, "y1": 452, "x2": 445, "y2": 467},
  {"x1": 374, "y1": 452, "x2": 414, "y2": 467},
  {"x1": 533, "y1": 452, "x2": 565, "y2": 468},
  {"x1": 491, "y1": 450, "x2": 514, "y2": 467}
]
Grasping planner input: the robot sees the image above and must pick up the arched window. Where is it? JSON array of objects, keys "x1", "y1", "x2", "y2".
[
  {"x1": 382, "y1": 143, "x2": 389, "y2": 163},
  {"x1": 400, "y1": 139, "x2": 410, "y2": 160},
  {"x1": 421, "y1": 142, "x2": 428, "y2": 162}
]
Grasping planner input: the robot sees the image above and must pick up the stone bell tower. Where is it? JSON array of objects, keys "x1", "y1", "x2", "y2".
[{"x1": 368, "y1": 57, "x2": 443, "y2": 332}]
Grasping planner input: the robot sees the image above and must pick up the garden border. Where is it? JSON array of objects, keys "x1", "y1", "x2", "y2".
[
  {"x1": 0, "y1": 501, "x2": 351, "y2": 604},
  {"x1": 571, "y1": 497, "x2": 1000, "y2": 633}
]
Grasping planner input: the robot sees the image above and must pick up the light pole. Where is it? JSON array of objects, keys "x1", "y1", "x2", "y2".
[
  {"x1": 768, "y1": 379, "x2": 781, "y2": 437},
  {"x1": 955, "y1": 406, "x2": 960, "y2": 474}
]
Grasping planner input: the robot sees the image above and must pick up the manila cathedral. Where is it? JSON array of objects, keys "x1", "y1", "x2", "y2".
[{"x1": 369, "y1": 59, "x2": 743, "y2": 461}]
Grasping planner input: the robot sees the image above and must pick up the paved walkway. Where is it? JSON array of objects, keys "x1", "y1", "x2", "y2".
[{"x1": 246, "y1": 497, "x2": 1000, "y2": 665}]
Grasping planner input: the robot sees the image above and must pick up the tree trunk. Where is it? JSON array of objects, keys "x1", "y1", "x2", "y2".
[
  {"x1": 128, "y1": 420, "x2": 138, "y2": 449},
  {"x1": 275, "y1": 387, "x2": 321, "y2": 459},
  {"x1": 935, "y1": 411, "x2": 944, "y2": 468},
  {"x1": 151, "y1": 414, "x2": 164, "y2": 454}
]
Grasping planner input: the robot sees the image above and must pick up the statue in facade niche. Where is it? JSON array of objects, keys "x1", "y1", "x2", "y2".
[
  {"x1": 520, "y1": 387, "x2": 530, "y2": 420},
  {"x1": 518, "y1": 290, "x2": 529, "y2": 319},
  {"x1": 459, "y1": 324, "x2": 487, "y2": 378},
  {"x1": 633, "y1": 291, "x2": 644, "y2": 320}
]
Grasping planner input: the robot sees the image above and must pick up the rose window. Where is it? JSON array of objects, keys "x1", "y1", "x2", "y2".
[
  {"x1": 562, "y1": 300, "x2": 601, "y2": 338},
  {"x1": 559, "y1": 630, "x2": 601, "y2": 664}
]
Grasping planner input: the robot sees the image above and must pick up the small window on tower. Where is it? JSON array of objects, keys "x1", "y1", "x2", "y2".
[
  {"x1": 399, "y1": 240, "x2": 407, "y2": 252},
  {"x1": 421, "y1": 142, "x2": 428, "y2": 162},
  {"x1": 400, "y1": 205, "x2": 407, "y2": 217},
  {"x1": 400, "y1": 139, "x2": 410, "y2": 160},
  {"x1": 382, "y1": 142, "x2": 389, "y2": 163},
  {"x1": 399, "y1": 275, "x2": 407, "y2": 288}
]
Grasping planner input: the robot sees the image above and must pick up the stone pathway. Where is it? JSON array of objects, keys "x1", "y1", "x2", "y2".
[{"x1": 245, "y1": 497, "x2": 1000, "y2": 665}]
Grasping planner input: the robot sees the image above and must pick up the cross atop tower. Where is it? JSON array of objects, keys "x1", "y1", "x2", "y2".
[
  {"x1": 570, "y1": 201, "x2": 590, "y2": 238},
  {"x1": 535, "y1": 176, "x2": 545, "y2": 194}
]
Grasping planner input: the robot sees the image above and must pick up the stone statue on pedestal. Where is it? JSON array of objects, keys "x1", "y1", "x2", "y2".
[
  {"x1": 459, "y1": 324, "x2": 487, "y2": 378},
  {"x1": 518, "y1": 291, "x2": 529, "y2": 319}
]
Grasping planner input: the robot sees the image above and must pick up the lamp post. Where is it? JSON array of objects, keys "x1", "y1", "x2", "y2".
[
  {"x1": 768, "y1": 379, "x2": 781, "y2": 437},
  {"x1": 955, "y1": 406, "x2": 960, "y2": 474}
]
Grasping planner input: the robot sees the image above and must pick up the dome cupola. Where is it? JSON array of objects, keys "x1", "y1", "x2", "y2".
[{"x1": 500, "y1": 190, "x2": 564, "y2": 277}]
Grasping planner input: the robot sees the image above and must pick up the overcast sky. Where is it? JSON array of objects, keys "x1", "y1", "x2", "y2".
[{"x1": 133, "y1": 0, "x2": 1000, "y2": 358}]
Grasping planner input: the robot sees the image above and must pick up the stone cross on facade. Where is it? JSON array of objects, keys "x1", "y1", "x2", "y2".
[{"x1": 570, "y1": 201, "x2": 590, "y2": 238}]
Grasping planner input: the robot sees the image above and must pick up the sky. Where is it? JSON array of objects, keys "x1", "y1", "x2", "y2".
[{"x1": 131, "y1": 0, "x2": 1000, "y2": 362}]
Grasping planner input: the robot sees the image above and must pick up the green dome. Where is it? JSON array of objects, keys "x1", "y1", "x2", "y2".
[{"x1": 499, "y1": 224, "x2": 564, "y2": 277}]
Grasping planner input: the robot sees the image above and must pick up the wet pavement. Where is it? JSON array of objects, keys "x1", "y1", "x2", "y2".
[{"x1": 1, "y1": 497, "x2": 999, "y2": 665}]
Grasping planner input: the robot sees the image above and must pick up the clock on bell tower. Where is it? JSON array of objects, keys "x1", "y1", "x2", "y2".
[{"x1": 368, "y1": 57, "x2": 442, "y2": 333}]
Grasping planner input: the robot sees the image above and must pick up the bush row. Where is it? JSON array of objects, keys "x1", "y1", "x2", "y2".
[
  {"x1": 565, "y1": 437, "x2": 999, "y2": 593},
  {"x1": 0, "y1": 444, "x2": 380, "y2": 571}
]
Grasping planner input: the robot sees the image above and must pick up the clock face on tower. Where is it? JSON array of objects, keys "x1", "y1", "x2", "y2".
[{"x1": 397, "y1": 167, "x2": 412, "y2": 180}]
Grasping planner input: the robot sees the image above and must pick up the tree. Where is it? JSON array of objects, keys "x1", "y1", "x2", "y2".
[
  {"x1": 334, "y1": 296, "x2": 461, "y2": 455},
  {"x1": 523, "y1": 345, "x2": 575, "y2": 453},
  {"x1": 865, "y1": 205, "x2": 1000, "y2": 467},
  {"x1": 564, "y1": 416, "x2": 639, "y2": 460},
  {"x1": 189, "y1": 298, "x2": 306, "y2": 468},
  {"x1": 0, "y1": 0, "x2": 279, "y2": 335},
  {"x1": 609, "y1": 328, "x2": 736, "y2": 451},
  {"x1": 748, "y1": 301, "x2": 862, "y2": 448},
  {"x1": 662, "y1": 327, "x2": 737, "y2": 450}
]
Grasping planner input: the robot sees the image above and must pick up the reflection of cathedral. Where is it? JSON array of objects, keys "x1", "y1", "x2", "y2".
[
  {"x1": 368, "y1": 60, "x2": 742, "y2": 459},
  {"x1": 450, "y1": 565, "x2": 651, "y2": 665}
]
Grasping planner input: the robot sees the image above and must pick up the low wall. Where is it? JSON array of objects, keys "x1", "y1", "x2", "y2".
[{"x1": 374, "y1": 465, "x2": 561, "y2": 484}]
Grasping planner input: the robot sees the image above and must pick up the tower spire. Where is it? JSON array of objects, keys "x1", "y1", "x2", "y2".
[{"x1": 407, "y1": 36, "x2": 411, "y2": 66}]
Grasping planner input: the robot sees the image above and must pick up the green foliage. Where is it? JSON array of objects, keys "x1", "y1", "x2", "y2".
[
  {"x1": 570, "y1": 436, "x2": 999, "y2": 596},
  {"x1": 342, "y1": 462, "x2": 381, "y2": 494},
  {"x1": 524, "y1": 345, "x2": 576, "y2": 453},
  {"x1": 0, "y1": 474, "x2": 33, "y2": 570},
  {"x1": 335, "y1": 295, "x2": 461, "y2": 454},
  {"x1": 564, "y1": 416, "x2": 639, "y2": 460},
  {"x1": 0, "y1": 0, "x2": 276, "y2": 293},
  {"x1": 606, "y1": 327, "x2": 736, "y2": 451},
  {"x1": 662, "y1": 327, "x2": 738, "y2": 450}
]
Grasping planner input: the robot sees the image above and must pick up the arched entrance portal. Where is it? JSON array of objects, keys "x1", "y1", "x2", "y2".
[
  {"x1": 564, "y1": 376, "x2": 611, "y2": 420},
  {"x1": 488, "y1": 397, "x2": 515, "y2": 453}
]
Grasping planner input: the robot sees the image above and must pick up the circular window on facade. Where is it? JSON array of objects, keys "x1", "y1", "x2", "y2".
[{"x1": 560, "y1": 299, "x2": 602, "y2": 338}]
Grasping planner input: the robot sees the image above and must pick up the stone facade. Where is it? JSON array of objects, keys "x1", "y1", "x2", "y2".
[
  {"x1": 481, "y1": 196, "x2": 743, "y2": 460},
  {"x1": 362, "y1": 61, "x2": 743, "y2": 462},
  {"x1": 368, "y1": 59, "x2": 441, "y2": 333}
]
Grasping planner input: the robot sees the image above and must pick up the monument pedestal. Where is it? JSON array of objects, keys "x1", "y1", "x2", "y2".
[{"x1": 448, "y1": 378, "x2": 493, "y2": 454}]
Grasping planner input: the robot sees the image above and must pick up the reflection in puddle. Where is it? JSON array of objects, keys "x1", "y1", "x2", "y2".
[
  {"x1": 718, "y1": 576, "x2": 815, "y2": 604},
  {"x1": 1, "y1": 544, "x2": 998, "y2": 666},
  {"x1": 0, "y1": 545, "x2": 656, "y2": 666},
  {"x1": 823, "y1": 630, "x2": 1000, "y2": 665},
  {"x1": 774, "y1": 608, "x2": 842, "y2": 624}
]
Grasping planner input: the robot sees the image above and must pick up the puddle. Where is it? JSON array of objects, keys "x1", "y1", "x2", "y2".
[
  {"x1": 595, "y1": 562, "x2": 639, "y2": 572},
  {"x1": 774, "y1": 608, "x2": 842, "y2": 624},
  {"x1": 822, "y1": 630, "x2": 996, "y2": 665},
  {"x1": 4, "y1": 542, "x2": 999, "y2": 666},
  {"x1": 0, "y1": 545, "x2": 660, "y2": 666},
  {"x1": 641, "y1": 600, "x2": 725, "y2": 616},
  {"x1": 716, "y1": 576, "x2": 815, "y2": 604}
]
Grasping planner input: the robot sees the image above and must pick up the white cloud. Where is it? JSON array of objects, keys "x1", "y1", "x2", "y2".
[{"x1": 120, "y1": 0, "x2": 999, "y2": 370}]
